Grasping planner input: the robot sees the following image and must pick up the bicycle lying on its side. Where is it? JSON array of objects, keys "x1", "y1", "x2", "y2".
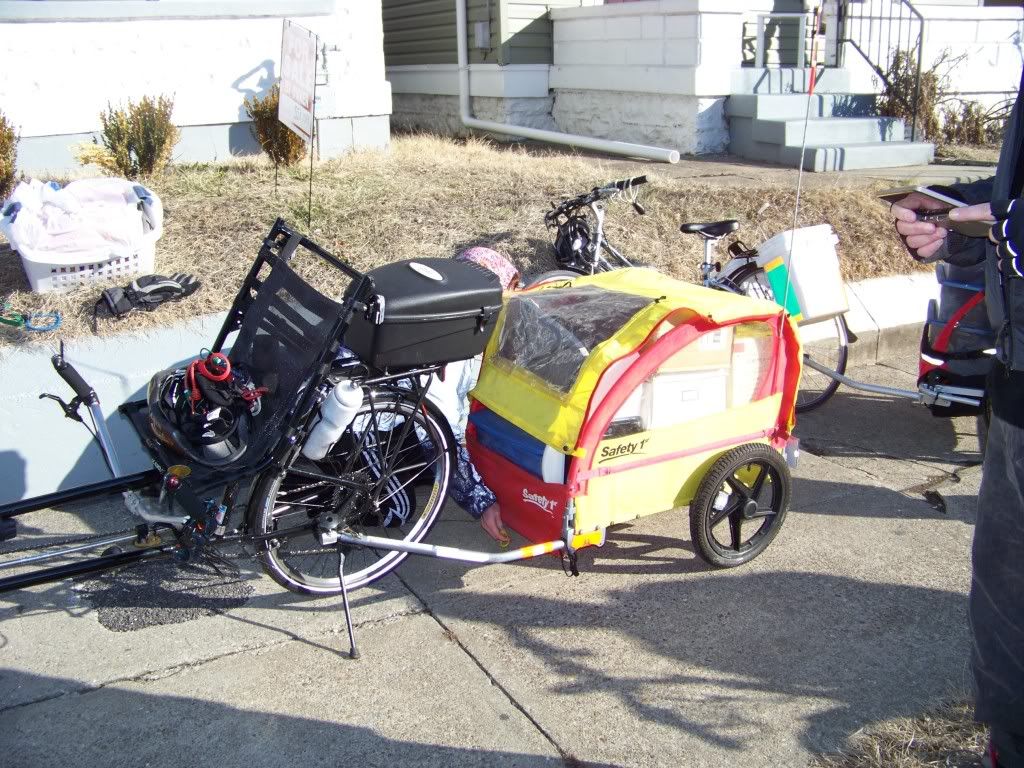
[
  {"x1": 538, "y1": 177, "x2": 850, "y2": 412},
  {"x1": 0, "y1": 219, "x2": 549, "y2": 658}
]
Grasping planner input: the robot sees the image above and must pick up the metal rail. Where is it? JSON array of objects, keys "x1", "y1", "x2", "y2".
[
  {"x1": 838, "y1": 0, "x2": 925, "y2": 141},
  {"x1": 803, "y1": 355, "x2": 983, "y2": 407},
  {"x1": 0, "y1": 533, "x2": 143, "y2": 570},
  {"x1": 331, "y1": 531, "x2": 566, "y2": 564},
  {"x1": 0, "y1": 546, "x2": 174, "y2": 593}
]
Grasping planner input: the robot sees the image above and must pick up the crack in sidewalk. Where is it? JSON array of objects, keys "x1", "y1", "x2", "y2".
[
  {"x1": 392, "y1": 568, "x2": 577, "y2": 768},
  {"x1": 0, "y1": 605, "x2": 428, "y2": 714}
]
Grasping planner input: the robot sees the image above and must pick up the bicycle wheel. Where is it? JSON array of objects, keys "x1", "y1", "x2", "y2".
[
  {"x1": 689, "y1": 443, "x2": 791, "y2": 568},
  {"x1": 250, "y1": 391, "x2": 455, "y2": 595},
  {"x1": 523, "y1": 269, "x2": 585, "y2": 289},
  {"x1": 731, "y1": 265, "x2": 848, "y2": 413}
]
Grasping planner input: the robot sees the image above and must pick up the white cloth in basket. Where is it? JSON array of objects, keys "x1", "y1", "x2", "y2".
[{"x1": 1, "y1": 178, "x2": 162, "y2": 261}]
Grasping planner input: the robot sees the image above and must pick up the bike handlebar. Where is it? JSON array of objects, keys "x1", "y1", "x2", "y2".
[
  {"x1": 52, "y1": 354, "x2": 98, "y2": 405},
  {"x1": 545, "y1": 176, "x2": 647, "y2": 224},
  {"x1": 602, "y1": 175, "x2": 648, "y2": 194}
]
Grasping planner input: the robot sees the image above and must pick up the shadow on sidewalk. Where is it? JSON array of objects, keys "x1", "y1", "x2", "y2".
[
  {"x1": 0, "y1": 668, "x2": 586, "y2": 768},
  {"x1": 422, "y1": 568, "x2": 969, "y2": 758}
]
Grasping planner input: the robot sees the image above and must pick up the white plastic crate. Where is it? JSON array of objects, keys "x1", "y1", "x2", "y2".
[
  {"x1": 755, "y1": 224, "x2": 848, "y2": 323},
  {"x1": 0, "y1": 179, "x2": 162, "y2": 294}
]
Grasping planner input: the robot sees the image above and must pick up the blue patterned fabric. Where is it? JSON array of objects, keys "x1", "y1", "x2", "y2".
[{"x1": 449, "y1": 444, "x2": 497, "y2": 519}]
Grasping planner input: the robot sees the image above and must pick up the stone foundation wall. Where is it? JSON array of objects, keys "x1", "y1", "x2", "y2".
[
  {"x1": 390, "y1": 94, "x2": 558, "y2": 137},
  {"x1": 552, "y1": 90, "x2": 728, "y2": 155}
]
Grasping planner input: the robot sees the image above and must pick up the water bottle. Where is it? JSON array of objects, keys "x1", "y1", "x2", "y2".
[{"x1": 301, "y1": 380, "x2": 363, "y2": 461}]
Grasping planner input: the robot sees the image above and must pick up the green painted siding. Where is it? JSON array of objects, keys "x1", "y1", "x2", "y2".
[
  {"x1": 501, "y1": 1, "x2": 586, "y2": 65},
  {"x1": 383, "y1": 0, "x2": 498, "y2": 65},
  {"x1": 383, "y1": 0, "x2": 591, "y2": 68}
]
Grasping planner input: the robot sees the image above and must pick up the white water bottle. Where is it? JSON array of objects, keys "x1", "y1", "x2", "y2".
[{"x1": 301, "y1": 380, "x2": 363, "y2": 460}]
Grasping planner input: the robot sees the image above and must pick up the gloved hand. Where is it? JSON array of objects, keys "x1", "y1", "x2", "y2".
[
  {"x1": 989, "y1": 199, "x2": 1024, "y2": 278},
  {"x1": 948, "y1": 200, "x2": 1023, "y2": 277}
]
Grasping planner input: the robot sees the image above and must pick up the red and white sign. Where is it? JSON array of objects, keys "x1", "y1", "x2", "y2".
[{"x1": 279, "y1": 20, "x2": 318, "y2": 144}]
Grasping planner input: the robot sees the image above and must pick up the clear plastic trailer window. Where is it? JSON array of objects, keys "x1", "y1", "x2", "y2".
[{"x1": 496, "y1": 287, "x2": 651, "y2": 393}]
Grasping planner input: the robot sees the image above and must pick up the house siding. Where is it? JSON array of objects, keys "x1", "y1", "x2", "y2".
[
  {"x1": 502, "y1": 1, "x2": 597, "y2": 65},
  {"x1": 383, "y1": 0, "x2": 597, "y2": 67},
  {"x1": 383, "y1": 0, "x2": 499, "y2": 65},
  {"x1": 3, "y1": 1, "x2": 392, "y2": 170}
]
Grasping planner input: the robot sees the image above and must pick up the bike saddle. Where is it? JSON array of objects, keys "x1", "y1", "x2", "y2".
[{"x1": 679, "y1": 220, "x2": 739, "y2": 238}]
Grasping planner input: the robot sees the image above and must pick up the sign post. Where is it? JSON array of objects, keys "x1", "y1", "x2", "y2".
[{"x1": 279, "y1": 20, "x2": 319, "y2": 227}]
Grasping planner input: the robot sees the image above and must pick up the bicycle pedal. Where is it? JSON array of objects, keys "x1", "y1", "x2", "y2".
[{"x1": 123, "y1": 490, "x2": 188, "y2": 527}]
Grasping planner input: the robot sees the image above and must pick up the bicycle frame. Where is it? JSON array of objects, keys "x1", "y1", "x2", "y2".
[
  {"x1": 584, "y1": 201, "x2": 633, "y2": 274},
  {"x1": 547, "y1": 176, "x2": 646, "y2": 276}
]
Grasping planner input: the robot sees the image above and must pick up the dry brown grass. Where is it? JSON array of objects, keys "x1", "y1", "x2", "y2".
[
  {"x1": 0, "y1": 135, "x2": 921, "y2": 347},
  {"x1": 935, "y1": 144, "x2": 1001, "y2": 165},
  {"x1": 812, "y1": 700, "x2": 987, "y2": 768}
]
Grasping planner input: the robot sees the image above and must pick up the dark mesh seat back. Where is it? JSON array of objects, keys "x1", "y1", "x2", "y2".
[{"x1": 229, "y1": 260, "x2": 342, "y2": 465}]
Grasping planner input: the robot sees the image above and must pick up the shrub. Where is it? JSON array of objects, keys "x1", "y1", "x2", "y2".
[
  {"x1": 245, "y1": 83, "x2": 307, "y2": 167},
  {"x1": 877, "y1": 49, "x2": 941, "y2": 141},
  {"x1": 941, "y1": 100, "x2": 988, "y2": 145},
  {"x1": 941, "y1": 98, "x2": 1011, "y2": 146},
  {"x1": 0, "y1": 110, "x2": 17, "y2": 201},
  {"x1": 76, "y1": 95, "x2": 179, "y2": 178}
]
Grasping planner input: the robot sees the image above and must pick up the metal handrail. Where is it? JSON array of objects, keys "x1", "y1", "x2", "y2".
[{"x1": 838, "y1": 0, "x2": 925, "y2": 141}]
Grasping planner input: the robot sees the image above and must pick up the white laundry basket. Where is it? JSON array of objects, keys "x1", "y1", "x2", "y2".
[{"x1": 0, "y1": 179, "x2": 163, "y2": 293}]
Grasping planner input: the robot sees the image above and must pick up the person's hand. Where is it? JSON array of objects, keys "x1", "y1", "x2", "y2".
[
  {"x1": 951, "y1": 200, "x2": 1023, "y2": 277},
  {"x1": 890, "y1": 192, "x2": 952, "y2": 261},
  {"x1": 480, "y1": 504, "x2": 510, "y2": 545}
]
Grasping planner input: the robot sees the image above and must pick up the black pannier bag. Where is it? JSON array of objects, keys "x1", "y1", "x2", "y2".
[{"x1": 344, "y1": 258, "x2": 503, "y2": 368}]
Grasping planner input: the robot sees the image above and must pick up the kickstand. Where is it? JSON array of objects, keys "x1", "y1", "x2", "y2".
[{"x1": 336, "y1": 543, "x2": 360, "y2": 660}]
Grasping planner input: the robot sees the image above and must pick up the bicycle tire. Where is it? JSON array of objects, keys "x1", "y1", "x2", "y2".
[
  {"x1": 523, "y1": 269, "x2": 586, "y2": 288},
  {"x1": 729, "y1": 264, "x2": 849, "y2": 413},
  {"x1": 249, "y1": 391, "x2": 455, "y2": 595}
]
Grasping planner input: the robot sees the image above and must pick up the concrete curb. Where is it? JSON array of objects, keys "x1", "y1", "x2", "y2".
[{"x1": 842, "y1": 272, "x2": 939, "y2": 366}]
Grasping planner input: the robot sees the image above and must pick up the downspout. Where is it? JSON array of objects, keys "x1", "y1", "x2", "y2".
[{"x1": 455, "y1": 0, "x2": 680, "y2": 164}]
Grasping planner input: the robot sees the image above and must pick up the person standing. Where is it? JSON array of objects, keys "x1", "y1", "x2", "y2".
[{"x1": 890, "y1": 75, "x2": 1024, "y2": 767}]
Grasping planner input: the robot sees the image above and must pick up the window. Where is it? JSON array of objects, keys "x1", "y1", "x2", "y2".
[{"x1": 0, "y1": 1, "x2": 335, "y2": 22}]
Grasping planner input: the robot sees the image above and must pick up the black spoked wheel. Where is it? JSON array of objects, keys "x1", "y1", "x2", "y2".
[
  {"x1": 689, "y1": 443, "x2": 791, "y2": 568},
  {"x1": 250, "y1": 392, "x2": 455, "y2": 595},
  {"x1": 731, "y1": 265, "x2": 848, "y2": 413}
]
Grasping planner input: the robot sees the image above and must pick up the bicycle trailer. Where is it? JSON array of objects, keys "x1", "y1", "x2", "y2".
[{"x1": 467, "y1": 268, "x2": 803, "y2": 567}]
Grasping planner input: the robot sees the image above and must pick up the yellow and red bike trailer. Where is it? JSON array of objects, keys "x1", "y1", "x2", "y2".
[{"x1": 467, "y1": 268, "x2": 803, "y2": 569}]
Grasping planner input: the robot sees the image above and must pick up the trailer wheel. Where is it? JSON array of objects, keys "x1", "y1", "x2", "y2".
[{"x1": 689, "y1": 443, "x2": 791, "y2": 568}]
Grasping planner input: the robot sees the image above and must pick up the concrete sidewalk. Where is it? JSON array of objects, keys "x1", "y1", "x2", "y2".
[{"x1": 0, "y1": 350, "x2": 983, "y2": 767}]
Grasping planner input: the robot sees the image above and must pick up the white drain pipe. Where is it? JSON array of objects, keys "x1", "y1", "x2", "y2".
[{"x1": 455, "y1": 0, "x2": 680, "y2": 164}]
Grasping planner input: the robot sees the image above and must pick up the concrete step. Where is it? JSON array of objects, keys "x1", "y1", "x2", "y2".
[
  {"x1": 752, "y1": 116, "x2": 905, "y2": 146},
  {"x1": 729, "y1": 114, "x2": 935, "y2": 171},
  {"x1": 727, "y1": 93, "x2": 877, "y2": 120},
  {"x1": 777, "y1": 141, "x2": 936, "y2": 171},
  {"x1": 730, "y1": 67, "x2": 852, "y2": 95},
  {"x1": 728, "y1": 116, "x2": 785, "y2": 165}
]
